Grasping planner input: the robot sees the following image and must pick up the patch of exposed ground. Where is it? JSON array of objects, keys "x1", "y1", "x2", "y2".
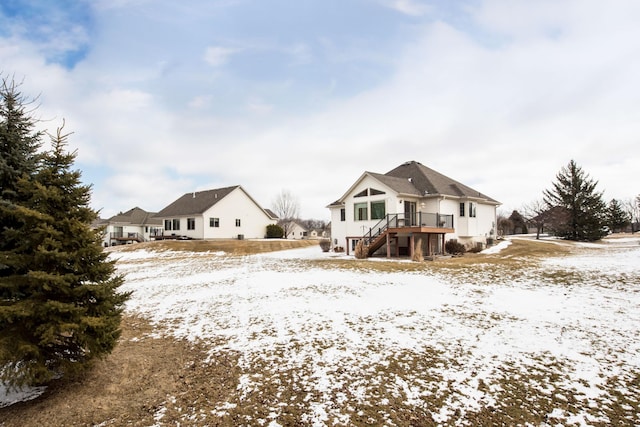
[
  {"x1": 0, "y1": 316, "x2": 241, "y2": 427},
  {"x1": 2, "y1": 237, "x2": 639, "y2": 426}
]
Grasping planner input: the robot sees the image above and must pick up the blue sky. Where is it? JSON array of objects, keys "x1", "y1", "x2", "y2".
[{"x1": 1, "y1": 0, "x2": 639, "y2": 219}]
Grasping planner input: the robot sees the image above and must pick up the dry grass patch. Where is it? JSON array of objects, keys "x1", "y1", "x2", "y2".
[
  {"x1": 5, "y1": 235, "x2": 635, "y2": 426},
  {"x1": 308, "y1": 238, "x2": 570, "y2": 276},
  {"x1": 0, "y1": 316, "x2": 241, "y2": 427},
  {"x1": 110, "y1": 238, "x2": 318, "y2": 255}
]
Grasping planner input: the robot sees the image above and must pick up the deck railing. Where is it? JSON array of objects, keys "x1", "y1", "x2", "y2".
[
  {"x1": 361, "y1": 212, "x2": 454, "y2": 245},
  {"x1": 110, "y1": 232, "x2": 143, "y2": 241}
]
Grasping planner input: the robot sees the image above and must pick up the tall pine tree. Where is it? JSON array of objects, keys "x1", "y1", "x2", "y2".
[
  {"x1": 0, "y1": 77, "x2": 43, "y2": 201},
  {"x1": 1, "y1": 77, "x2": 44, "y2": 271},
  {"x1": 543, "y1": 159, "x2": 607, "y2": 241},
  {"x1": 606, "y1": 198, "x2": 630, "y2": 233},
  {"x1": 0, "y1": 122, "x2": 130, "y2": 387}
]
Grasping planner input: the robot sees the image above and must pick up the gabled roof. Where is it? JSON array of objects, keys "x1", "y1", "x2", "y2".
[
  {"x1": 329, "y1": 160, "x2": 499, "y2": 206},
  {"x1": 367, "y1": 172, "x2": 422, "y2": 196},
  {"x1": 384, "y1": 161, "x2": 499, "y2": 203},
  {"x1": 108, "y1": 207, "x2": 162, "y2": 226},
  {"x1": 156, "y1": 185, "x2": 273, "y2": 218},
  {"x1": 264, "y1": 208, "x2": 279, "y2": 220},
  {"x1": 287, "y1": 220, "x2": 308, "y2": 231},
  {"x1": 156, "y1": 186, "x2": 239, "y2": 217}
]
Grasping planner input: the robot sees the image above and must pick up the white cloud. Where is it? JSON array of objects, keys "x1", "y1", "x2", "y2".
[
  {"x1": 246, "y1": 97, "x2": 274, "y2": 114},
  {"x1": 204, "y1": 46, "x2": 238, "y2": 67},
  {"x1": 188, "y1": 95, "x2": 212, "y2": 109},
  {"x1": 287, "y1": 42, "x2": 313, "y2": 65},
  {"x1": 382, "y1": 0, "x2": 430, "y2": 16},
  {"x1": 2, "y1": 1, "x2": 639, "y2": 220}
]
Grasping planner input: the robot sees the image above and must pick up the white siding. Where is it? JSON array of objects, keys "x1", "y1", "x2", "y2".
[
  {"x1": 330, "y1": 173, "x2": 499, "y2": 252},
  {"x1": 286, "y1": 223, "x2": 307, "y2": 239},
  {"x1": 331, "y1": 175, "x2": 403, "y2": 249},
  {"x1": 329, "y1": 205, "x2": 345, "y2": 249},
  {"x1": 200, "y1": 187, "x2": 274, "y2": 239},
  {"x1": 447, "y1": 199, "x2": 496, "y2": 244},
  {"x1": 102, "y1": 223, "x2": 154, "y2": 246}
]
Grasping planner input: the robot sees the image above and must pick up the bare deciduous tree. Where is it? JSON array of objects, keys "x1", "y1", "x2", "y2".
[
  {"x1": 522, "y1": 199, "x2": 547, "y2": 239},
  {"x1": 272, "y1": 189, "x2": 300, "y2": 239},
  {"x1": 622, "y1": 196, "x2": 640, "y2": 232}
]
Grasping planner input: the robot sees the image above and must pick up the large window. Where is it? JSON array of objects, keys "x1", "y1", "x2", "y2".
[
  {"x1": 164, "y1": 219, "x2": 180, "y2": 231},
  {"x1": 354, "y1": 202, "x2": 368, "y2": 221},
  {"x1": 187, "y1": 218, "x2": 195, "y2": 230},
  {"x1": 354, "y1": 188, "x2": 385, "y2": 197},
  {"x1": 210, "y1": 217, "x2": 219, "y2": 227},
  {"x1": 469, "y1": 202, "x2": 477, "y2": 218},
  {"x1": 459, "y1": 202, "x2": 465, "y2": 217},
  {"x1": 370, "y1": 201, "x2": 385, "y2": 220}
]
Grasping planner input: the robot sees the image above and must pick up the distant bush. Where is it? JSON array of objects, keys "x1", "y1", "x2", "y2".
[
  {"x1": 266, "y1": 224, "x2": 284, "y2": 238},
  {"x1": 334, "y1": 246, "x2": 344, "y2": 253},
  {"x1": 445, "y1": 239, "x2": 466, "y2": 255},
  {"x1": 467, "y1": 242, "x2": 484, "y2": 253},
  {"x1": 354, "y1": 240, "x2": 368, "y2": 259},
  {"x1": 319, "y1": 239, "x2": 331, "y2": 252}
]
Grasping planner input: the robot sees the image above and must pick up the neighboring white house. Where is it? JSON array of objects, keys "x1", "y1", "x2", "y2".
[
  {"x1": 327, "y1": 161, "x2": 500, "y2": 258},
  {"x1": 284, "y1": 221, "x2": 308, "y2": 239},
  {"x1": 99, "y1": 207, "x2": 163, "y2": 247},
  {"x1": 155, "y1": 185, "x2": 277, "y2": 240},
  {"x1": 309, "y1": 228, "x2": 329, "y2": 239}
]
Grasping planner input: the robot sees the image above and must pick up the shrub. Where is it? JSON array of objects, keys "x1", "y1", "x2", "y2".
[
  {"x1": 354, "y1": 240, "x2": 368, "y2": 259},
  {"x1": 266, "y1": 224, "x2": 284, "y2": 238},
  {"x1": 334, "y1": 246, "x2": 344, "y2": 253},
  {"x1": 467, "y1": 242, "x2": 484, "y2": 253},
  {"x1": 319, "y1": 239, "x2": 331, "y2": 252},
  {"x1": 445, "y1": 239, "x2": 466, "y2": 255}
]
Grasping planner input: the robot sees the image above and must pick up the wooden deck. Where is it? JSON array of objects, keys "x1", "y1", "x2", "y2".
[
  {"x1": 348, "y1": 226, "x2": 455, "y2": 258},
  {"x1": 346, "y1": 212, "x2": 455, "y2": 258}
]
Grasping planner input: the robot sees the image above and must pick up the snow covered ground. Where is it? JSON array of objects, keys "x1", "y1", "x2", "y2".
[{"x1": 2, "y1": 235, "x2": 639, "y2": 426}]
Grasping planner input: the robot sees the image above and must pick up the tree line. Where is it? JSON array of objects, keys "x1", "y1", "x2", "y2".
[
  {"x1": 500, "y1": 159, "x2": 638, "y2": 240},
  {"x1": 0, "y1": 77, "x2": 129, "y2": 388}
]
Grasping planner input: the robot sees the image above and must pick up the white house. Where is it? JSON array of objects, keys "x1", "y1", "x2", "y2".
[
  {"x1": 284, "y1": 221, "x2": 308, "y2": 239},
  {"x1": 309, "y1": 228, "x2": 329, "y2": 239},
  {"x1": 155, "y1": 185, "x2": 277, "y2": 240},
  {"x1": 99, "y1": 207, "x2": 163, "y2": 247},
  {"x1": 327, "y1": 161, "x2": 500, "y2": 258}
]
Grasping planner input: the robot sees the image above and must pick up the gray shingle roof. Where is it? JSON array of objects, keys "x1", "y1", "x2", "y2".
[
  {"x1": 264, "y1": 208, "x2": 279, "y2": 220},
  {"x1": 330, "y1": 161, "x2": 499, "y2": 205},
  {"x1": 384, "y1": 161, "x2": 499, "y2": 203},
  {"x1": 108, "y1": 207, "x2": 162, "y2": 226},
  {"x1": 368, "y1": 172, "x2": 422, "y2": 196},
  {"x1": 155, "y1": 186, "x2": 239, "y2": 217}
]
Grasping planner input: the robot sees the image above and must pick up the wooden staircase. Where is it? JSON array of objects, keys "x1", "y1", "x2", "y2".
[
  {"x1": 359, "y1": 212, "x2": 454, "y2": 257},
  {"x1": 366, "y1": 230, "x2": 394, "y2": 256},
  {"x1": 361, "y1": 215, "x2": 401, "y2": 257}
]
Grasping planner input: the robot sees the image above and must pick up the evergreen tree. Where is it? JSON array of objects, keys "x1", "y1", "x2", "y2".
[
  {"x1": 543, "y1": 159, "x2": 607, "y2": 241},
  {"x1": 1, "y1": 77, "x2": 44, "y2": 273},
  {"x1": 0, "y1": 123, "x2": 130, "y2": 387},
  {"x1": 508, "y1": 210, "x2": 528, "y2": 234},
  {"x1": 606, "y1": 198, "x2": 630, "y2": 233},
  {"x1": 0, "y1": 76, "x2": 43, "y2": 201}
]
